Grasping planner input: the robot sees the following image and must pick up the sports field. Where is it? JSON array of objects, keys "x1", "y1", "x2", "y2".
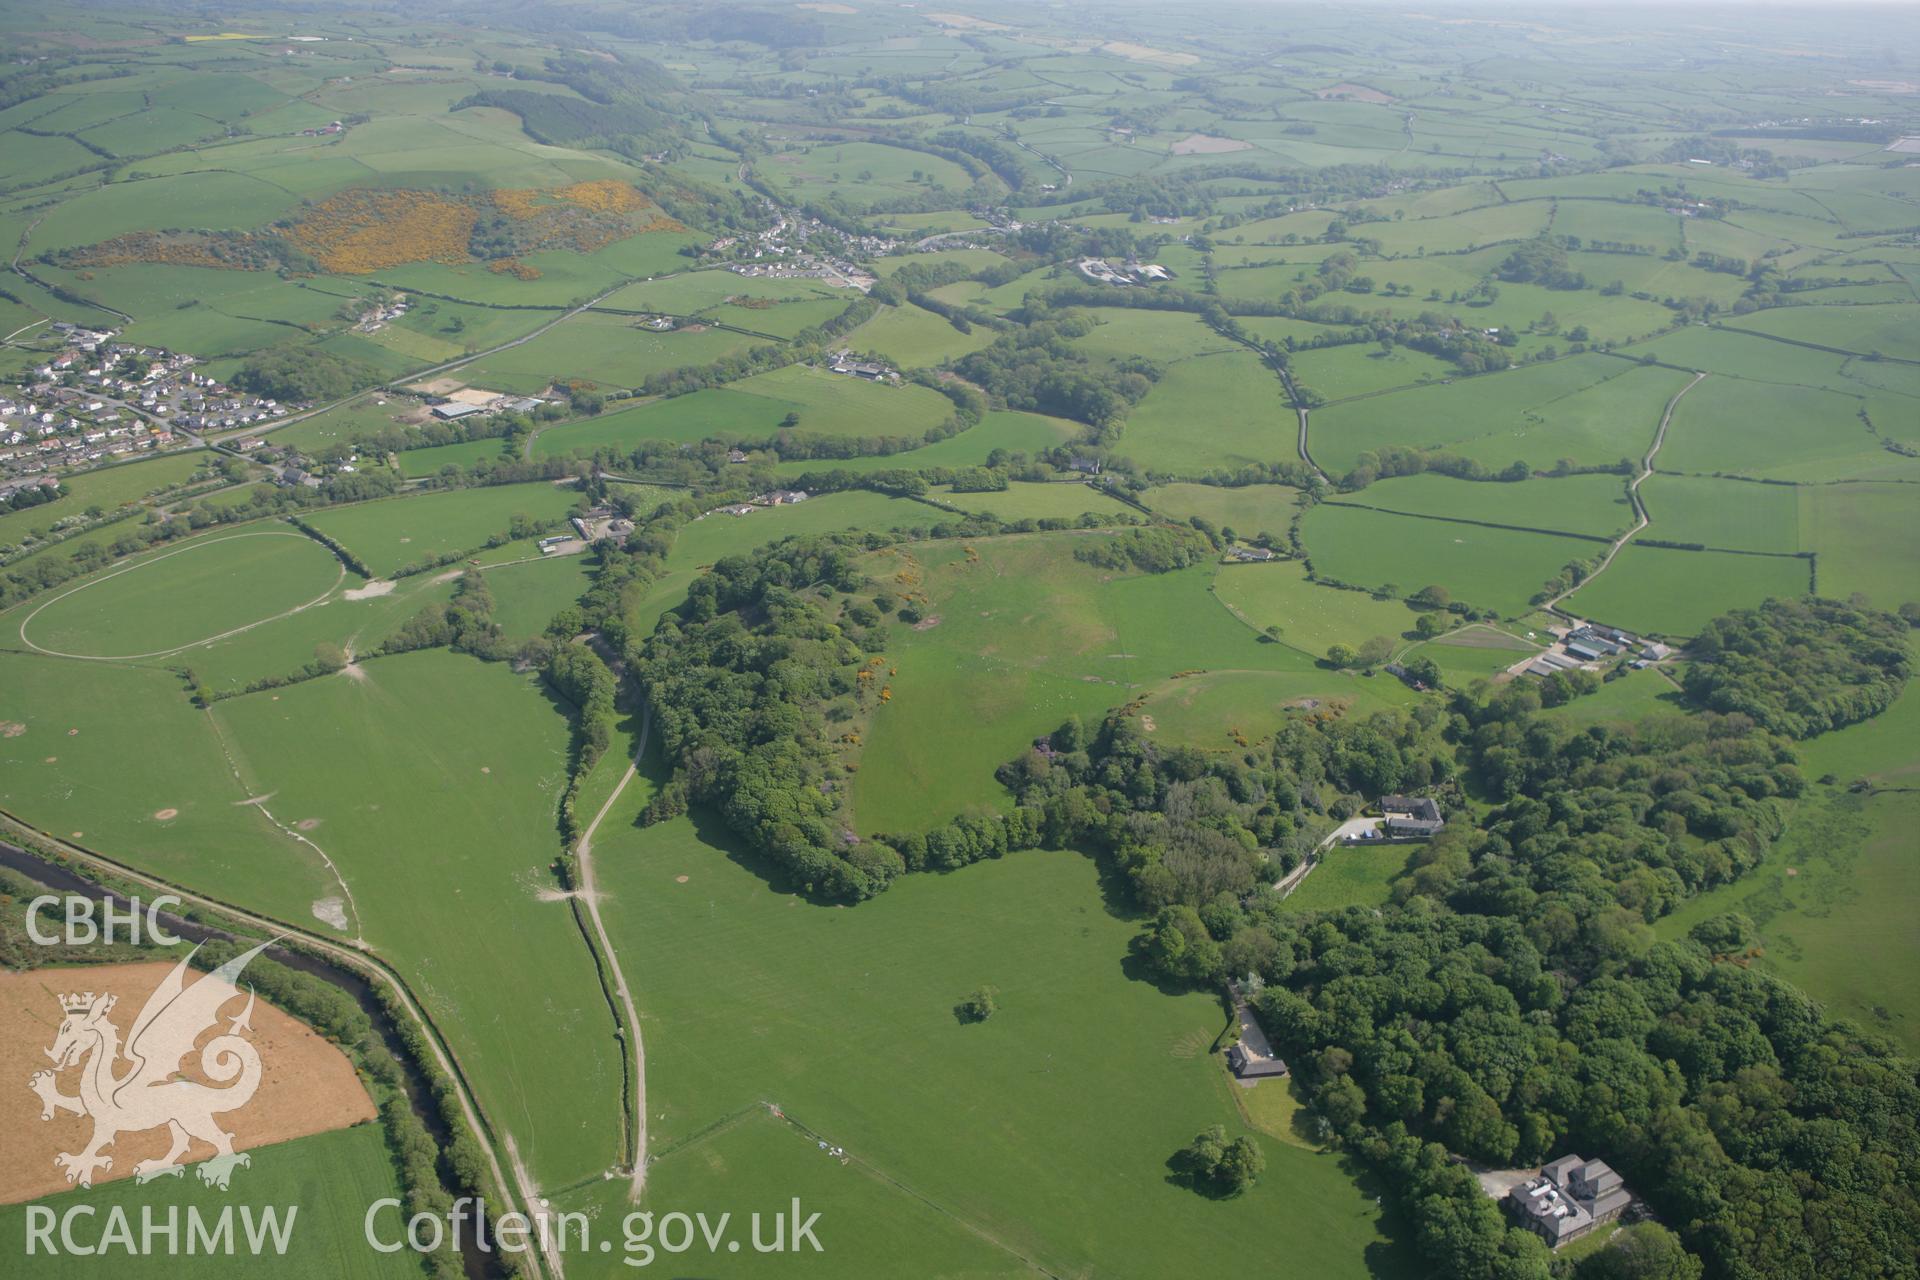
[{"x1": 19, "y1": 530, "x2": 342, "y2": 658}]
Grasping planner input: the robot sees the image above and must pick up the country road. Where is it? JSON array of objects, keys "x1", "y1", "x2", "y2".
[
  {"x1": 1546, "y1": 370, "x2": 1706, "y2": 617},
  {"x1": 571, "y1": 703, "x2": 653, "y2": 1203}
]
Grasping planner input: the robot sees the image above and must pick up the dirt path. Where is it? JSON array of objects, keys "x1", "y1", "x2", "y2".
[
  {"x1": 571, "y1": 703, "x2": 652, "y2": 1202},
  {"x1": 1546, "y1": 370, "x2": 1706, "y2": 617}
]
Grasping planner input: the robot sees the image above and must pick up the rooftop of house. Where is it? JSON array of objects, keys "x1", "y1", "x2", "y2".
[{"x1": 1380, "y1": 795, "x2": 1441, "y2": 823}]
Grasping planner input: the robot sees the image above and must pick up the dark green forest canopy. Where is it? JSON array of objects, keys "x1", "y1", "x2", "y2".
[{"x1": 1682, "y1": 598, "x2": 1911, "y2": 739}]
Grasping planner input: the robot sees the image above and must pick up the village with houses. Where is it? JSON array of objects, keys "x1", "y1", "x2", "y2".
[{"x1": 0, "y1": 323, "x2": 285, "y2": 488}]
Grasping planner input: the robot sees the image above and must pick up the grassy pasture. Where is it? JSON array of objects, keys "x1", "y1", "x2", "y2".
[
  {"x1": 849, "y1": 301, "x2": 995, "y2": 367},
  {"x1": 1656, "y1": 376, "x2": 1890, "y2": 481},
  {"x1": 1657, "y1": 787, "x2": 1920, "y2": 1056},
  {"x1": 1131, "y1": 667, "x2": 1418, "y2": 754},
  {"x1": 852, "y1": 534, "x2": 1331, "y2": 831},
  {"x1": 1723, "y1": 303, "x2": 1920, "y2": 362},
  {"x1": 1288, "y1": 342, "x2": 1456, "y2": 401},
  {"x1": 586, "y1": 812, "x2": 1417, "y2": 1279},
  {"x1": 0, "y1": 1126, "x2": 420, "y2": 1279},
  {"x1": 1332, "y1": 472, "x2": 1633, "y2": 539},
  {"x1": 0, "y1": 647, "x2": 340, "y2": 924},
  {"x1": 1210, "y1": 557, "x2": 1420, "y2": 657},
  {"x1": 762, "y1": 140, "x2": 974, "y2": 208},
  {"x1": 1299, "y1": 502, "x2": 1591, "y2": 617},
  {"x1": 1308, "y1": 357, "x2": 1687, "y2": 477},
  {"x1": 1799, "y1": 483, "x2": 1920, "y2": 609},
  {"x1": 1142, "y1": 482, "x2": 1299, "y2": 538},
  {"x1": 458, "y1": 314, "x2": 758, "y2": 395},
  {"x1": 533, "y1": 391, "x2": 790, "y2": 455},
  {"x1": 1282, "y1": 843, "x2": 1418, "y2": 913},
  {"x1": 1117, "y1": 350, "x2": 1291, "y2": 474},
  {"x1": 1564, "y1": 544, "x2": 1810, "y2": 638},
  {"x1": 1070, "y1": 309, "x2": 1236, "y2": 364},
  {"x1": 725, "y1": 365, "x2": 957, "y2": 436},
  {"x1": 666, "y1": 492, "x2": 943, "y2": 573},
  {"x1": 395, "y1": 437, "x2": 512, "y2": 477},
  {"x1": 768, "y1": 410, "x2": 1079, "y2": 478},
  {"x1": 483, "y1": 552, "x2": 593, "y2": 638},
  {"x1": 302, "y1": 483, "x2": 580, "y2": 577},
  {"x1": 19, "y1": 529, "x2": 342, "y2": 658},
  {"x1": 1638, "y1": 474, "x2": 1800, "y2": 553},
  {"x1": 929, "y1": 480, "x2": 1133, "y2": 522},
  {"x1": 212, "y1": 650, "x2": 623, "y2": 1188}
]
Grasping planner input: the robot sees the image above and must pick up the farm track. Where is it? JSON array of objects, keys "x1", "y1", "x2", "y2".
[
  {"x1": 570, "y1": 702, "x2": 653, "y2": 1202},
  {"x1": 1545, "y1": 370, "x2": 1707, "y2": 618}
]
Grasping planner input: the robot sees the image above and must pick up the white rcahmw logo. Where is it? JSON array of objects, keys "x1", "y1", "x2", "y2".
[{"x1": 28, "y1": 940, "x2": 274, "y2": 1191}]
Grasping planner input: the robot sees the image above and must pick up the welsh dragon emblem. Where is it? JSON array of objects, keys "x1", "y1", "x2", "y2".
[{"x1": 27, "y1": 940, "x2": 274, "y2": 1191}]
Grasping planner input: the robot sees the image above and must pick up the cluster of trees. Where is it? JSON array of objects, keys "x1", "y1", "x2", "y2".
[
  {"x1": 1072, "y1": 524, "x2": 1211, "y2": 573},
  {"x1": 547, "y1": 642, "x2": 618, "y2": 855},
  {"x1": 1497, "y1": 238, "x2": 1589, "y2": 290},
  {"x1": 453, "y1": 88, "x2": 676, "y2": 154},
  {"x1": 0, "y1": 478, "x2": 63, "y2": 513},
  {"x1": 1171, "y1": 1124, "x2": 1265, "y2": 1197},
  {"x1": 634, "y1": 536, "x2": 908, "y2": 900},
  {"x1": 1338, "y1": 444, "x2": 1566, "y2": 491},
  {"x1": 381, "y1": 569, "x2": 511, "y2": 661},
  {"x1": 1683, "y1": 598, "x2": 1912, "y2": 737},
  {"x1": 955, "y1": 311, "x2": 1162, "y2": 436},
  {"x1": 231, "y1": 347, "x2": 371, "y2": 403}
]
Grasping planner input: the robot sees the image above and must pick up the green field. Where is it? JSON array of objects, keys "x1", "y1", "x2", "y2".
[
  {"x1": 1210, "y1": 557, "x2": 1423, "y2": 657},
  {"x1": 850, "y1": 301, "x2": 996, "y2": 368},
  {"x1": 767, "y1": 410, "x2": 1080, "y2": 478},
  {"x1": 1141, "y1": 482, "x2": 1299, "y2": 538},
  {"x1": 1564, "y1": 543, "x2": 1811, "y2": 637},
  {"x1": 1283, "y1": 844, "x2": 1418, "y2": 913},
  {"x1": 1329, "y1": 472, "x2": 1633, "y2": 539},
  {"x1": 0, "y1": 1126, "x2": 422, "y2": 1279},
  {"x1": 19, "y1": 529, "x2": 342, "y2": 658},
  {"x1": 303, "y1": 483, "x2": 581, "y2": 577},
  {"x1": 1298, "y1": 502, "x2": 1595, "y2": 617},
  {"x1": 1657, "y1": 787, "x2": 1920, "y2": 1055},
  {"x1": 2, "y1": 8, "x2": 1917, "y2": 1277},
  {"x1": 1309, "y1": 357, "x2": 1689, "y2": 478},
  {"x1": 1117, "y1": 350, "x2": 1292, "y2": 474},
  {"x1": 484, "y1": 551, "x2": 593, "y2": 638},
  {"x1": 458, "y1": 314, "x2": 759, "y2": 394},
  {"x1": 1657, "y1": 376, "x2": 1891, "y2": 481},
  {"x1": 210, "y1": 650, "x2": 623, "y2": 1188},
  {"x1": 930, "y1": 480, "x2": 1133, "y2": 522},
  {"x1": 579, "y1": 807, "x2": 1417, "y2": 1280},
  {"x1": 852, "y1": 534, "x2": 1352, "y2": 831},
  {"x1": 1638, "y1": 474, "x2": 1801, "y2": 553},
  {"x1": 1800, "y1": 483, "x2": 1920, "y2": 609}
]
